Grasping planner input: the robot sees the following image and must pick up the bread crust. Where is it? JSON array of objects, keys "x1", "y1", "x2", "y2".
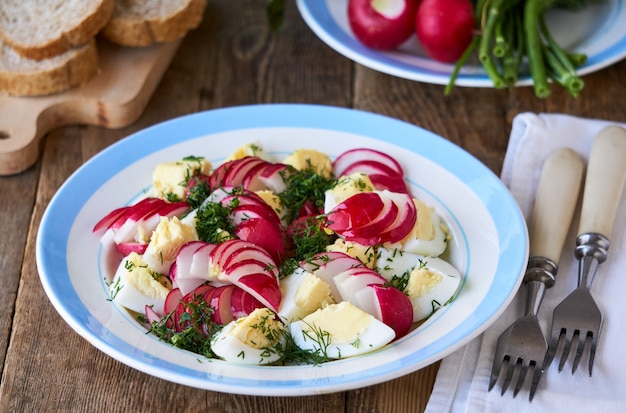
[
  {"x1": 0, "y1": 0, "x2": 114, "y2": 60},
  {"x1": 0, "y1": 39, "x2": 98, "y2": 97},
  {"x1": 102, "y1": 0, "x2": 207, "y2": 47}
]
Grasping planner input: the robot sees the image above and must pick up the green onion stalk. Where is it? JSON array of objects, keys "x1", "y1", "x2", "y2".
[{"x1": 447, "y1": 0, "x2": 601, "y2": 98}]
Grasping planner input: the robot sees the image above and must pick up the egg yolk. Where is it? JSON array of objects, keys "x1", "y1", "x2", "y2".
[{"x1": 229, "y1": 308, "x2": 283, "y2": 349}]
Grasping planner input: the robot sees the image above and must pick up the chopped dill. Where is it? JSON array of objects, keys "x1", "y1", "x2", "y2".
[
  {"x1": 195, "y1": 201, "x2": 236, "y2": 243},
  {"x1": 277, "y1": 165, "x2": 336, "y2": 224},
  {"x1": 147, "y1": 294, "x2": 220, "y2": 358},
  {"x1": 186, "y1": 175, "x2": 211, "y2": 209}
]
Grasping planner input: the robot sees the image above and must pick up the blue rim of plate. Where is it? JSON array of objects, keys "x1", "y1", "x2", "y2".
[
  {"x1": 36, "y1": 104, "x2": 528, "y2": 395},
  {"x1": 296, "y1": 0, "x2": 626, "y2": 87}
]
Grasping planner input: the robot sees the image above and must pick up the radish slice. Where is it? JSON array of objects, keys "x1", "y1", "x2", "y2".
[
  {"x1": 378, "y1": 190, "x2": 417, "y2": 243},
  {"x1": 230, "y1": 287, "x2": 266, "y2": 319},
  {"x1": 188, "y1": 242, "x2": 217, "y2": 278},
  {"x1": 333, "y1": 148, "x2": 403, "y2": 177},
  {"x1": 237, "y1": 272, "x2": 282, "y2": 311},
  {"x1": 116, "y1": 242, "x2": 148, "y2": 255},
  {"x1": 222, "y1": 157, "x2": 269, "y2": 188},
  {"x1": 340, "y1": 159, "x2": 401, "y2": 179},
  {"x1": 144, "y1": 305, "x2": 161, "y2": 324},
  {"x1": 370, "y1": 284, "x2": 414, "y2": 339},
  {"x1": 206, "y1": 239, "x2": 281, "y2": 311},
  {"x1": 301, "y1": 251, "x2": 365, "y2": 301},
  {"x1": 208, "y1": 285, "x2": 236, "y2": 325},
  {"x1": 331, "y1": 195, "x2": 399, "y2": 245},
  {"x1": 164, "y1": 288, "x2": 183, "y2": 314},
  {"x1": 326, "y1": 192, "x2": 385, "y2": 231},
  {"x1": 258, "y1": 163, "x2": 291, "y2": 193},
  {"x1": 368, "y1": 173, "x2": 408, "y2": 194},
  {"x1": 234, "y1": 218, "x2": 285, "y2": 263},
  {"x1": 333, "y1": 267, "x2": 386, "y2": 304}
]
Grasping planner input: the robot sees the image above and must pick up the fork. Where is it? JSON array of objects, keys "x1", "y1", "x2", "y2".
[
  {"x1": 543, "y1": 126, "x2": 626, "y2": 375},
  {"x1": 488, "y1": 148, "x2": 584, "y2": 401}
]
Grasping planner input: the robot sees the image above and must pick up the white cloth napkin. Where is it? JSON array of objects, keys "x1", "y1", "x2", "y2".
[{"x1": 424, "y1": 113, "x2": 626, "y2": 413}]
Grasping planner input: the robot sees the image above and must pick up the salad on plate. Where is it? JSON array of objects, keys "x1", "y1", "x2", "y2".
[{"x1": 93, "y1": 142, "x2": 463, "y2": 366}]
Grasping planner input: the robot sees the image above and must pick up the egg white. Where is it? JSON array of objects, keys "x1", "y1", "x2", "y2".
[
  {"x1": 110, "y1": 253, "x2": 170, "y2": 315},
  {"x1": 375, "y1": 246, "x2": 424, "y2": 282},
  {"x1": 386, "y1": 204, "x2": 448, "y2": 257},
  {"x1": 211, "y1": 311, "x2": 286, "y2": 365},
  {"x1": 278, "y1": 267, "x2": 334, "y2": 323},
  {"x1": 407, "y1": 257, "x2": 462, "y2": 321},
  {"x1": 289, "y1": 302, "x2": 395, "y2": 359}
]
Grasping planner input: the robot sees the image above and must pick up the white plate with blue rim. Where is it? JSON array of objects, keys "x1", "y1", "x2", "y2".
[
  {"x1": 36, "y1": 104, "x2": 528, "y2": 395},
  {"x1": 296, "y1": 0, "x2": 625, "y2": 87}
]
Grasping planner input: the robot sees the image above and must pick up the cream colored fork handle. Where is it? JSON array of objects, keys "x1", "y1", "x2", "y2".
[
  {"x1": 579, "y1": 126, "x2": 626, "y2": 238},
  {"x1": 530, "y1": 148, "x2": 585, "y2": 264}
]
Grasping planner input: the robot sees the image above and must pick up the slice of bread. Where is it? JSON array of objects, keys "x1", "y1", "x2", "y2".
[
  {"x1": 101, "y1": 0, "x2": 207, "y2": 47},
  {"x1": 0, "y1": 0, "x2": 114, "y2": 60},
  {"x1": 0, "y1": 38, "x2": 98, "y2": 96}
]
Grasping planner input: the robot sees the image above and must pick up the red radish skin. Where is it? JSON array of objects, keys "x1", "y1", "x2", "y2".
[
  {"x1": 233, "y1": 219, "x2": 286, "y2": 263},
  {"x1": 415, "y1": 0, "x2": 475, "y2": 63},
  {"x1": 208, "y1": 285, "x2": 236, "y2": 325},
  {"x1": 348, "y1": 0, "x2": 419, "y2": 50},
  {"x1": 230, "y1": 287, "x2": 266, "y2": 319},
  {"x1": 116, "y1": 242, "x2": 148, "y2": 255},
  {"x1": 378, "y1": 191, "x2": 417, "y2": 243},
  {"x1": 371, "y1": 284, "x2": 414, "y2": 338},
  {"x1": 340, "y1": 159, "x2": 402, "y2": 179},
  {"x1": 326, "y1": 192, "x2": 385, "y2": 230},
  {"x1": 333, "y1": 148, "x2": 404, "y2": 177}
]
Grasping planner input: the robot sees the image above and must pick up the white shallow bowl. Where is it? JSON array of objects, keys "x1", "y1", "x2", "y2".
[
  {"x1": 297, "y1": 0, "x2": 626, "y2": 87},
  {"x1": 36, "y1": 104, "x2": 528, "y2": 396}
]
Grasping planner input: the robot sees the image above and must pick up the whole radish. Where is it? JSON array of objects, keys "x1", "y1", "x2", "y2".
[
  {"x1": 348, "y1": 0, "x2": 418, "y2": 50},
  {"x1": 415, "y1": 0, "x2": 475, "y2": 63}
]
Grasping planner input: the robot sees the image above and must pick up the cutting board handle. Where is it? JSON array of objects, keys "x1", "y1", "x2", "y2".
[{"x1": 0, "y1": 38, "x2": 182, "y2": 176}]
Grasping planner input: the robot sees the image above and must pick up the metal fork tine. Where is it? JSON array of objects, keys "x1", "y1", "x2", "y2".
[
  {"x1": 512, "y1": 361, "x2": 529, "y2": 397},
  {"x1": 500, "y1": 358, "x2": 517, "y2": 395},
  {"x1": 488, "y1": 357, "x2": 504, "y2": 391},
  {"x1": 558, "y1": 331, "x2": 575, "y2": 372},
  {"x1": 543, "y1": 331, "x2": 561, "y2": 370},
  {"x1": 571, "y1": 332, "x2": 588, "y2": 374},
  {"x1": 528, "y1": 364, "x2": 542, "y2": 402},
  {"x1": 588, "y1": 337, "x2": 597, "y2": 376}
]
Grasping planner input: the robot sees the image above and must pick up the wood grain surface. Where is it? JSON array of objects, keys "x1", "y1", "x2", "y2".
[
  {"x1": 2, "y1": 1, "x2": 626, "y2": 412},
  {"x1": 0, "y1": 39, "x2": 182, "y2": 176}
]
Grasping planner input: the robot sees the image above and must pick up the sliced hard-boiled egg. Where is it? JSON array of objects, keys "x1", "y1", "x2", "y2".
[
  {"x1": 224, "y1": 141, "x2": 269, "y2": 162},
  {"x1": 110, "y1": 252, "x2": 171, "y2": 315},
  {"x1": 282, "y1": 149, "x2": 333, "y2": 178},
  {"x1": 406, "y1": 257, "x2": 462, "y2": 321},
  {"x1": 143, "y1": 216, "x2": 196, "y2": 274},
  {"x1": 152, "y1": 156, "x2": 211, "y2": 201},
  {"x1": 375, "y1": 246, "x2": 424, "y2": 282},
  {"x1": 278, "y1": 267, "x2": 335, "y2": 323},
  {"x1": 386, "y1": 199, "x2": 449, "y2": 257},
  {"x1": 211, "y1": 308, "x2": 285, "y2": 365},
  {"x1": 324, "y1": 172, "x2": 374, "y2": 213},
  {"x1": 325, "y1": 237, "x2": 378, "y2": 269},
  {"x1": 289, "y1": 301, "x2": 395, "y2": 359}
]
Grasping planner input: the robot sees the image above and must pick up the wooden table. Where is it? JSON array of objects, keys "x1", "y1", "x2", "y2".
[{"x1": 2, "y1": 2, "x2": 625, "y2": 412}]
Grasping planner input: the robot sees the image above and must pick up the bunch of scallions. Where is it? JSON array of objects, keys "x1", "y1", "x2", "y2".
[{"x1": 447, "y1": 0, "x2": 606, "y2": 98}]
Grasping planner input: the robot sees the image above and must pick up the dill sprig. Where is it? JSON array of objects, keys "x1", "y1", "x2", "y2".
[
  {"x1": 147, "y1": 294, "x2": 221, "y2": 358},
  {"x1": 195, "y1": 200, "x2": 237, "y2": 243},
  {"x1": 275, "y1": 322, "x2": 334, "y2": 365},
  {"x1": 277, "y1": 166, "x2": 336, "y2": 225}
]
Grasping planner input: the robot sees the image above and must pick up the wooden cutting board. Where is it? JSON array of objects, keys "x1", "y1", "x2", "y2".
[{"x1": 0, "y1": 38, "x2": 182, "y2": 176}]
